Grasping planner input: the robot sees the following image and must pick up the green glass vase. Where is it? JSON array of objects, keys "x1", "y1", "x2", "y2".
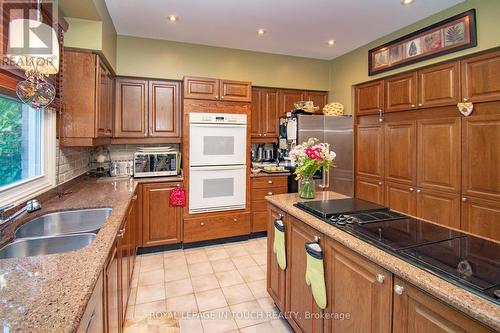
[{"x1": 299, "y1": 176, "x2": 315, "y2": 199}]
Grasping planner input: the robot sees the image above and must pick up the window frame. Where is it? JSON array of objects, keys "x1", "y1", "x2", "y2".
[{"x1": 0, "y1": 105, "x2": 56, "y2": 207}]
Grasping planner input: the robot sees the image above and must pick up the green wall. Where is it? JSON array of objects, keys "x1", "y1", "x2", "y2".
[
  {"x1": 329, "y1": 0, "x2": 500, "y2": 114},
  {"x1": 116, "y1": 35, "x2": 331, "y2": 91}
]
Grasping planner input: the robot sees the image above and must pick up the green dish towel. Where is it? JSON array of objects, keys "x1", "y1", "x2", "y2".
[
  {"x1": 305, "y1": 242, "x2": 327, "y2": 309},
  {"x1": 273, "y1": 218, "x2": 286, "y2": 270}
]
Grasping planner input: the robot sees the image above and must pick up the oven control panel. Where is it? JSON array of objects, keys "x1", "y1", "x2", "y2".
[{"x1": 189, "y1": 112, "x2": 247, "y2": 125}]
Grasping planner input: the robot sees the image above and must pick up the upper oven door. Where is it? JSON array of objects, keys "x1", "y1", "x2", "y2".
[{"x1": 189, "y1": 123, "x2": 247, "y2": 166}]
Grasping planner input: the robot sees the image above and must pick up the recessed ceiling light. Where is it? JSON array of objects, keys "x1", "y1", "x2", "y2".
[
  {"x1": 256, "y1": 28, "x2": 266, "y2": 36},
  {"x1": 328, "y1": 39, "x2": 335, "y2": 46},
  {"x1": 400, "y1": 0, "x2": 414, "y2": 5},
  {"x1": 168, "y1": 15, "x2": 178, "y2": 22}
]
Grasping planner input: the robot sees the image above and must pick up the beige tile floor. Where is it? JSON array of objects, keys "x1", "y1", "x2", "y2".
[{"x1": 125, "y1": 237, "x2": 295, "y2": 333}]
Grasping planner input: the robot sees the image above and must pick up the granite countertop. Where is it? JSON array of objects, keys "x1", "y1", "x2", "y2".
[
  {"x1": 251, "y1": 171, "x2": 291, "y2": 178},
  {"x1": 0, "y1": 178, "x2": 139, "y2": 332},
  {"x1": 265, "y1": 192, "x2": 500, "y2": 331}
]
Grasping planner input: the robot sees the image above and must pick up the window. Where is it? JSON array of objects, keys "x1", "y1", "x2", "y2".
[{"x1": 0, "y1": 94, "x2": 56, "y2": 206}]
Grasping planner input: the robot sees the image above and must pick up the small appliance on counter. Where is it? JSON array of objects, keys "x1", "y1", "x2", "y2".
[
  {"x1": 134, "y1": 147, "x2": 180, "y2": 178},
  {"x1": 110, "y1": 160, "x2": 134, "y2": 177}
]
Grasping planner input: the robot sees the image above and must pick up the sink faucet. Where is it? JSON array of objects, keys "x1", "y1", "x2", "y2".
[{"x1": 0, "y1": 199, "x2": 42, "y2": 226}]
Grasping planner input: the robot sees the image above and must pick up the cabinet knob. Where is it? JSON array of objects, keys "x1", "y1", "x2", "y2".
[
  {"x1": 409, "y1": 187, "x2": 414, "y2": 192},
  {"x1": 233, "y1": 218, "x2": 237, "y2": 222},
  {"x1": 259, "y1": 134, "x2": 262, "y2": 137},
  {"x1": 378, "y1": 182, "x2": 382, "y2": 185},
  {"x1": 268, "y1": 192, "x2": 273, "y2": 195},
  {"x1": 416, "y1": 189, "x2": 421, "y2": 193},
  {"x1": 411, "y1": 104, "x2": 416, "y2": 108},
  {"x1": 462, "y1": 197, "x2": 467, "y2": 202},
  {"x1": 418, "y1": 103, "x2": 423, "y2": 107},
  {"x1": 200, "y1": 222, "x2": 205, "y2": 226},
  {"x1": 221, "y1": 96, "x2": 224, "y2": 99},
  {"x1": 176, "y1": 184, "x2": 180, "y2": 187},
  {"x1": 215, "y1": 95, "x2": 219, "y2": 99},
  {"x1": 263, "y1": 133, "x2": 267, "y2": 136},
  {"x1": 463, "y1": 98, "x2": 468, "y2": 102},
  {"x1": 375, "y1": 274, "x2": 385, "y2": 283},
  {"x1": 144, "y1": 132, "x2": 147, "y2": 137},
  {"x1": 267, "y1": 180, "x2": 273, "y2": 184},
  {"x1": 394, "y1": 285, "x2": 405, "y2": 295}
]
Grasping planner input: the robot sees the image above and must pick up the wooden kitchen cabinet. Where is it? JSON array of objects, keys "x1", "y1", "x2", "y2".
[
  {"x1": 416, "y1": 189, "x2": 461, "y2": 229},
  {"x1": 461, "y1": 196, "x2": 500, "y2": 241},
  {"x1": 462, "y1": 114, "x2": 500, "y2": 202},
  {"x1": 251, "y1": 87, "x2": 280, "y2": 139},
  {"x1": 355, "y1": 80, "x2": 384, "y2": 116},
  {"x1": 142, "y1": 183, "x2": 182, "y2": 247},
  {"x1": 393, "y1": 278, "x2": 494, "y2": 333},
  {"x1": 356, "y1": 176, "x2": 384, "y2": 205},
  {"x1": 286, "y1": 215, "x2": 324, "y2": 333},
  {"x1": 104, "y1": 243, "x2": 120, "y2": 333},
  {"x1": 384, "y1": 120, "x2": 416, "y2": 186},
  {"x1": 385, "y1": 181, "x2": 416, "y2": 216},
  {"x1": 118, "y1": 217, "x2": 129, "y2": 324},
  {"x1": 417, "y1": 61, "x2": 460, "y2": 108},
  {"x1": 183, "y1": 76, "x2": 251, "y2": 102},
  {"x1": 304, "y1": 91, "x2": 328, "y2": 111},
  {"x1": 114, "y1": 78, "x2": 148, "y2": 138},
  {"x1": 279, "y1": 89, "x2": 304, "y2": 117},
  {"x1": 148, "y1": 81, "x2": 181, "y2": 138},
  {"x1": 251, "y1": 176, "x2": 287, "y2": 232},
  {"x1": 385, "y1": 72, "x2": 418, "y2": 112},
  {"x1": 114, "y1": 78, "x2": 182, "y2": 141},
  {"x1": 417, "y1": 117, "x2": 461, "y2": 193},
  {"x1": 183, "y1": 212, "x2": 251, "y2": 243},
  {"x1": 60, "y1": 51, "x2": 113, "y2": 146},
  {"x1": 324, "y1": 241, "x2": 392, "y2": 333},
  {"x1": 267, "y1": 205, "x2": 287, "y2": 312},
  {"x1": 461, "y1": 50, "x2": 500, "y2": 103},
  {"x1": 356, "y1": 124, "x2": 384, "y2": 179}
]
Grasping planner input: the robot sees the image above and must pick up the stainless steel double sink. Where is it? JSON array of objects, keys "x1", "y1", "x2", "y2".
[{"x1": 0, "y1": 208, "x2": 112, "y2": 259}]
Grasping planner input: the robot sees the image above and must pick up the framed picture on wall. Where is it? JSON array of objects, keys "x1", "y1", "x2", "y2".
[{"x1": 368, "y1": 9, "x2": 477, "y2": 76}]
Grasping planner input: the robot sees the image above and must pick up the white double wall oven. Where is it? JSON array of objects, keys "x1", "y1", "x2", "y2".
[{"x1": 189, "y1": 112, "x2": 247, "y2": 213}]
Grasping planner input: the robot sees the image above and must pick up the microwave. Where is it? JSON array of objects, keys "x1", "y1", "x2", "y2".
[{"x1": 134, "y1": 152, "x2": 179, "y2": 178}]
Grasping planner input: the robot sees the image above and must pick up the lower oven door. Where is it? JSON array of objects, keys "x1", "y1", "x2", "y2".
[{"x1": 189, "y1": 165, "x2": 246, "y2": 213}]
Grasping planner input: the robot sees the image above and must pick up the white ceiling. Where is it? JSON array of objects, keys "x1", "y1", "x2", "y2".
[{"x1": 105, "y1": 0, "x2": 463, "y2": 60}]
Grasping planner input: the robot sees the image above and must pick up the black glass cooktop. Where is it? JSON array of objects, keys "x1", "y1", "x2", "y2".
[
  {"x1": 347, "y1": 218, "x2": 464, "y2": 251},
  {"x1": 400, "y1": 236, "x2": 500, "y2": 292},
  {"x1": 295, "y1": 198, "x2": 387, "y2": 219}
]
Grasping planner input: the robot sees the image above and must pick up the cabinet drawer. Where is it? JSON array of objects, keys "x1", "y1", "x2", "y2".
[
  {"x1": 251, "y1": 187, "x2": 288, "y2": 201},
  {"x1": 252, "y1": 176, "x2": 288, "y2": 189},
  {"x1": 183, "y1": 212, "x2": 251, "y2": 243}
]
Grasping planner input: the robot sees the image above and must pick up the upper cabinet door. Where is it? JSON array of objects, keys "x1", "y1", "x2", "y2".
[
  {"x1": 384, "y1": 120, "x2": 417, "y2": 185},
  {"x1": 250, "y1": 88, "x2": 263, "y2": 138},
  {"x1": 462, "y1": 114, "x2": 500, "y2": 202},
  {"x1": 356, "y1": 176, "x2": 384, "y2": 205},
  {"x1": 114, "y1": 78, "x2": 148, "y2": 138},
  {"x1": 148, "y1": 81, "x2": 181, "y2": 138},
  {"x1": 220, "y1": 79, "x2": 252, "y2": 102},
  {"x1": 263, "y1": 89, "x2": 280, "y2": 137},
  {"x1": 279, "y1": 90, "x2": 304, "y2": 117},
  {"x1": 97, "y1": 59, "x2": 111, "y2": 137},
  {"x1": 355, "y1": 81, "x2": 384, "y2": 115},
  {"x1": 417, "y1": 62, "x2": 460, "y2": 108},
  {"x1": 461, "y1": 50, "x2": 500, "y2": 103},
  {"x1": 417, "y1": 117, "x2": 461, "y2": 193},
  {"x1": 356, "y1": 124, "x2": 384, "y2": 179},
  {"x1": 183, "y1": 76, "x2": 220, "y2": 100},
  {"x1": 304, "y1": 91, "x2": 328, "y2": 111},
  {"x1": 385, "y1": 73, "x2": 417, "y2": 112}
]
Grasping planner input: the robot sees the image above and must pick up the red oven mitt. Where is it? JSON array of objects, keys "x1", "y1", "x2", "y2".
[{"x1": 169, "y1": 187, "x2": 186, "y2": 207}]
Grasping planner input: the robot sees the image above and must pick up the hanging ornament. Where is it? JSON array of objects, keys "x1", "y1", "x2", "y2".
[{"x1": 457, "y1": 102, "x2": 474, "y2": 117}]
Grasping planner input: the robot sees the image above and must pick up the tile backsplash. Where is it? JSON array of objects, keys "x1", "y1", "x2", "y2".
[
  {"x1": 56, "y1": 140, "x2": 92, "y2": 184},
  {"x1": 102, "y1": 144, "x2": 180, "y2": 161}
]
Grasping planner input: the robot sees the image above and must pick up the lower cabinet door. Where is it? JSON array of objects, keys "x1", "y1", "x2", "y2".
[
  {"x1": 324, "y1": 241, "x2": 392, "y2": 333},
  {"x1": 393, "y1": 278, "x2": 494, "y2": 333},
  {"x1": 461, "y1": 196, "x2": 500, "y2": 241},
  {"x1": 355, "y1": 176, "x2": 384, "y2": 204},
  {"x1": 416, "y1": 189, "x2": 461, "y2": 229},
  {"x1": 105, "y1": 244, "x2": 120, "y2": 333},
  {"x1": 286, "y1": 215, "x2": 324, "y2": 333},
  {"x1": 385, "y1": 181, "x2": 416, "y2": 215},
  {"x1": 267, "y1": 206, "x2": 287, "y2": 312},
  {"x1": 142, "y1": 183, "x2": 182, "y2": 246}
]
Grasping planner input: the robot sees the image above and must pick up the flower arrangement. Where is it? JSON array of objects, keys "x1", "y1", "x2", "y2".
[{"x1": 289, "y1": 138, "x2": 336, "y2": 198}]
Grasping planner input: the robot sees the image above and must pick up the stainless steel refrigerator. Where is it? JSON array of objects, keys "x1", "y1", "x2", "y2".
[{"x1": 294, "y1": 114, "x2": 354, "y2": 196}]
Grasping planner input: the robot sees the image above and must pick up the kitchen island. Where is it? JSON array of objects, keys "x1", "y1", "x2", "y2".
[{"x1": 266, "y1": 192, "x2": 500, "y2": 333}]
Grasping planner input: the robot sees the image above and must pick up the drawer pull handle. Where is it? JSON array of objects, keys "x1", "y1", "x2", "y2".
[
  {"x1": 394, "y1": 285, "x2": 404, "y2": 295},
  {"x1": 376, "y1": 274, "x2": 385, "y2": 283},
  {"x1": 267, "y1": 180, "x2": 273, "y2": 184},
  {"x1": 200, "y1": 222, "x2": 205, "y2": 226},
  {"x1": 268, "y1": 192, "x2": 273, "y2": 195}
]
